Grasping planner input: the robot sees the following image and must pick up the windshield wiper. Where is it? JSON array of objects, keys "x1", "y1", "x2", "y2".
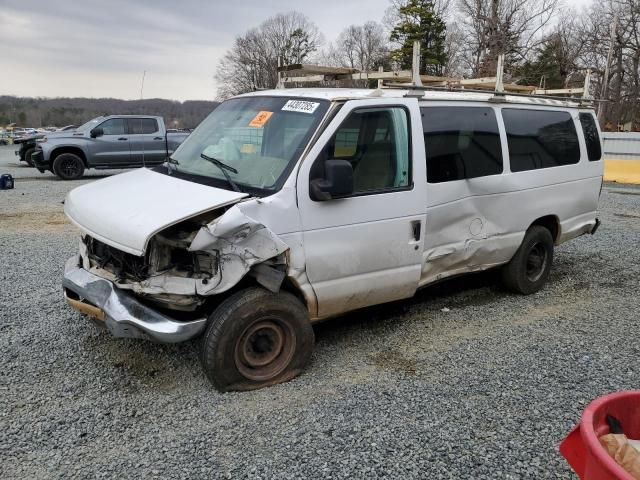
[{"x1": 200, "y1": 153, "x2": 242, "y2": 192}]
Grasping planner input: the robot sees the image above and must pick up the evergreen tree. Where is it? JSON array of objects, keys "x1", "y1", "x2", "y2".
[
  {"x1": 516, "y1": 35, "x2": 572, "y2": 89},
  {"x1": 389, "y1": 0, "x2": 447, "y2": 76}
]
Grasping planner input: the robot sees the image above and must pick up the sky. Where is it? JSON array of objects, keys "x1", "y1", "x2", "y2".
[{"x1": 0, "y1": 0, "x2": 592, "y2": 101}]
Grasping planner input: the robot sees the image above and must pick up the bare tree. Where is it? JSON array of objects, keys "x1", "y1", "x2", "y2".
[
  {"x1": 457, "y1": 0, "x2": 560, "y2": 76},
  {"x1": 215, "y1": 12, "x2": 322, "y2": 99},
  {"x1": 334, "y1": 22, "x2": 389, "y2": 71},
  {"x1": 581, "y1": 0, "x2": 640, "y2": 129},
  {"x1": 443, "y1": 21, "x2": 467, "y2": 76}
]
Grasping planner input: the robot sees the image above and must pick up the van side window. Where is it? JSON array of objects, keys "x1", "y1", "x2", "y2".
[
  {"x1": 503, "y1": 109, "x2": 580, "y2": 172},
  {"x1": 579, "y1": 113, "x2": 602, "y2": 161},
  {"x1": 421, "y1": 107, "x2": 502, "y2": 183},
  {"x1": 316, "y1": 107, "x2": 411, "y2": 194}
]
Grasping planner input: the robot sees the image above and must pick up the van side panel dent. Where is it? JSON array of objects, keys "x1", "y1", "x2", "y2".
[
  {"x1": 189, "y1": 206, "x2": 289, "y2": 295},
  {"x1": 420, "y1": 174, "x2": 601, "y2": 287}
]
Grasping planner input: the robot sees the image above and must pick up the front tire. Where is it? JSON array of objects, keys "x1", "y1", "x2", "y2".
[
  {"x1": 52, "y1": 153, "x2": 85, "y2": 180},
  {"x1": 501, "y1": 225, "x2": 554, "y2": 294},
  {"x1": 200, "y1": 287, "x2": 314, "y2": 392}
]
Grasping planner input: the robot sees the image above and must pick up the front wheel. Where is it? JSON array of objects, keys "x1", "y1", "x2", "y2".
[
  {"x1": 501, "y1": 225, "x2": 554, "y2": 294},
  {"x1": 200, "y1": 287, "x2": 314, "y2": 392},
  {"x1": 52, "y1": 153, "x2": 85, "y2": 180}
]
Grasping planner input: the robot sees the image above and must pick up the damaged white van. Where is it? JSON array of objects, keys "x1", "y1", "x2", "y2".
[{"x1": 62, "y1": 88, "x2": 603, "y2": 391}]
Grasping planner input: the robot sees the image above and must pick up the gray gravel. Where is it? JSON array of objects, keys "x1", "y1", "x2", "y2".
[{"x1": 1, "y1": 143, "x2": 639, "y2": 479}]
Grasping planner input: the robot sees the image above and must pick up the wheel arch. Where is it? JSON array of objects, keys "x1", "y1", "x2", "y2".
[
  {"x1": 530, "y1": 215, "x2": 561, "y2": 244},
  {"x1": 200, "y1": 270, "x2": 313, "y2": 320},
  {"x1": 50, "y1": 146, "x2": 88, "y2": 167}
]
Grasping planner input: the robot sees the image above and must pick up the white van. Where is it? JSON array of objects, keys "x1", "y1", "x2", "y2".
[{"x1": 62, "y1": 88, "x2": 603, "y2": 391}]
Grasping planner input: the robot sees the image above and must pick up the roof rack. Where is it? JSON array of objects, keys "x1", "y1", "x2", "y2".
[
  {"x1": 381, "y1": 84, "x2": 598, "y2": 106},
  {"x1": 276, "y1": 41, "x2": 596, "y2": 105}
]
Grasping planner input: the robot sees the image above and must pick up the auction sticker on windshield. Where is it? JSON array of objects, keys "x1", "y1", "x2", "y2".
[
  {"x1": 281, "y1": 100, "x2": 320, "y2": 114},
  {"x1": 249, "y1": 111, "x2": 274, "y2": 128}
]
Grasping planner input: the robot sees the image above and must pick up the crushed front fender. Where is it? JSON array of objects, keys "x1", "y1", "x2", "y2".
[{"x1": 189, "y1": 205, "x2": 289, "y2": 295}]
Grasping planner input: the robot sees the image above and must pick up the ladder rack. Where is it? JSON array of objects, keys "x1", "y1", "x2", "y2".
[{"x1": 276, "y1": 42, "x2": 593, "y2": 103}]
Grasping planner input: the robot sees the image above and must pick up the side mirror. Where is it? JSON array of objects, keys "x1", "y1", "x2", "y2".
[
  {"x1": 90, "y1": 127, "x2": 104, "y2": 138},
  {"x1": 310, "y1": 159, "x2": 354, "y2": 201}
]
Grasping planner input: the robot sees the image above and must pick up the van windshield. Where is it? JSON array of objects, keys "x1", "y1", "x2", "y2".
[{"x1": 170, "y1": 96, "x2": 329, "y2": 192}]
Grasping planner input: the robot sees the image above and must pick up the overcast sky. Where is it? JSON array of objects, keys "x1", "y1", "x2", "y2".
[{"x1": 1, "y1": 0, "x2": 592, "y2": 101}]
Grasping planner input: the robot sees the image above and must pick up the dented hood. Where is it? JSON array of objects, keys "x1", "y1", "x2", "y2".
[{"x1": 64, "y1": 168, "x2": 248, "y2": 255}]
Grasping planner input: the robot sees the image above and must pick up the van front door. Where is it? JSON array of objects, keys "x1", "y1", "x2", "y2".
[{"x1": 297, "y1": 99, "x2": 426, "y2": 319}]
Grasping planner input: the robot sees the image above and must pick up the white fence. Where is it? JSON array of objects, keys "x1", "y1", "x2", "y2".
[{"x1": 602, "y1": 132, "x2": 640, "y2": 160}]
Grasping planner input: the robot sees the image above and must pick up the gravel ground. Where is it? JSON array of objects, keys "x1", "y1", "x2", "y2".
[{"x1": 1, "y1": 143, "x2": 639, "y2": 479}]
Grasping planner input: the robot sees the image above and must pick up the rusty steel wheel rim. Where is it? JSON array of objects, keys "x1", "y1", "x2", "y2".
[{"x1": 234, "y1": 319, "x2": 296, "y2": 381}]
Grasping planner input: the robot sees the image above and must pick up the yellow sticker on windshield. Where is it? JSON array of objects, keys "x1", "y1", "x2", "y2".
[
  {"x1": 241, "y1": 143, "x2": 257, "y2": 154},
  {"x1": 249, "y1": 111, "x2": 273, "y2": 128}
]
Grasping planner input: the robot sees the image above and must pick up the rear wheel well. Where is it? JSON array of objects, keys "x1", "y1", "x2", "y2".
[
  {"x1": 51, "y1": 147, "x2": 88, "y2": 167},
  {"x1": 530, "y1": 215, "x2": 560, "y2": 244}
]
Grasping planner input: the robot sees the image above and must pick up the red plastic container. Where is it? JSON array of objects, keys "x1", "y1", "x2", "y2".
[{"x1": 560, "y1": 391, "x2": 640, "y2": 479}]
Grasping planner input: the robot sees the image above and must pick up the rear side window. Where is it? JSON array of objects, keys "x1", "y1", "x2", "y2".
[
  {"x1": 503, "y1": 109, "x2": 580, "y2": 172},
  {"x1": 128, "y1": 118, "x2": 159, "y2": 135},
  {"x1": 579, "y1": 113, "x2": 602, "y2": 161},
  {"x1": 421, "y1": 106, "x2": 503, "y2": 183}
]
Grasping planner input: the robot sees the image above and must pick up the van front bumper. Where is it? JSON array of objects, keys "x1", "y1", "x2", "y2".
[{"x1": 62, "y1": 256, "x2": 207, "y2": 343}]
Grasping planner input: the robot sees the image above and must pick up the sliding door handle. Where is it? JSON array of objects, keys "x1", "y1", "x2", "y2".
[{"x1": 411, "y1": 220, "x2": 421, "y2": 241}]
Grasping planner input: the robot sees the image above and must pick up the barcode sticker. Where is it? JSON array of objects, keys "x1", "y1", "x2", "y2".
[{"x1": 281, "y1": 100, "x2": 320, "y2": 114}]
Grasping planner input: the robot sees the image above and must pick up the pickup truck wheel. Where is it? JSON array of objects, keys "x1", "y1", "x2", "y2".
[
  {"x1": 52, "y1": 153, "x2": 85, "y2": 180},
  {"x1": 501, "y1": 225, "x2": 554, "y2": 294},
  {"x1": 23, "y1": 147, "x2": 35, "y2": 167},
  {"x1": 200, "y1": 287, "x2": 314, "y2": 392}
]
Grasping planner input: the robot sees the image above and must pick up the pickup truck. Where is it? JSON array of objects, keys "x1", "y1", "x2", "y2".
[{"x1": 30, "y1": 115, "x2": 190, "y2": 179}]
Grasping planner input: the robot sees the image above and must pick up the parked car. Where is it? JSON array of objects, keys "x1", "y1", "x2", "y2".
[
  {"x1": 61, "y1": 88, "x2": 604, "y2": 391},
  {"x1": 10, "y1": 128, "x2": 27, "y2": 139},
  {"x1": 57, "y1": 125, "x2": 78, "y2": 131},
  {"x1": 30, "y1": 115, "x2": 190, "y2": 179}
]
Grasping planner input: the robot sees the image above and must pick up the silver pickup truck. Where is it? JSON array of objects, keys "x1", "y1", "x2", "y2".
[{"x1": 31, "y1": 115, "x2": 190, "y2": 179}]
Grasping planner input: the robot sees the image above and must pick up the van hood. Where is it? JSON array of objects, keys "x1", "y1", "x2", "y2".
[{"x1": 64, "y1": 168, "x2": 248, "y2": 255}]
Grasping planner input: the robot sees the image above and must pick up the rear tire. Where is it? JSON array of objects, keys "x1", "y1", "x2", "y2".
[
  {"x1": 23, "y1": 147, "x2": 35, "y2": 167},
  {"x1": 52, "y1": 153, "x2": 85, "y2": 180},
  {"x1": 200, "y1": 287, "x2": 314, "y2": 392},
  {"x1": 501, "y1": 225, "x2": 554, "y2": 294}
]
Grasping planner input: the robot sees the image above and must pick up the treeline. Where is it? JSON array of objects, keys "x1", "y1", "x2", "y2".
[
  {"x1": 0, "y1": 96, "x2": 219, "y2": 129},
  {"x1": 216, "y1": 0, "x2": 640, "y2": 130}
]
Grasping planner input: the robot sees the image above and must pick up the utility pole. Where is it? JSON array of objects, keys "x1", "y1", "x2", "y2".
[
  {"x1": 140, "y1": 70, "x2": 146, "y2": 100},
  {"x1": 598, "y1": 15, "x2": 618, "y2": 123}
]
